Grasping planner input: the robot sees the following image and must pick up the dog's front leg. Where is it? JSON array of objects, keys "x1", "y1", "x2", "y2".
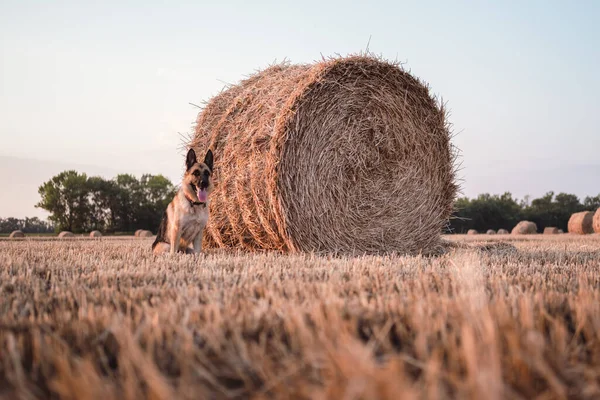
[
  {"x1": 170, "y1": 223, "x2": 182, "y2": 255},
  {"x1": 192, "y1": 233, "x2": 202, "y2": 255}
]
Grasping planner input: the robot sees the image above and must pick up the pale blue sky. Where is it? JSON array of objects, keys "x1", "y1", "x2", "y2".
[{"x1": 1, "y1": 0, "x2": 599, "y2": 218}]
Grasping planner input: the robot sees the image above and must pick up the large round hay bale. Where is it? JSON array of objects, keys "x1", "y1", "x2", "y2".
[
  {"x1": 594, "y1": 209, "x2": 600, "y2": 234},
  {"x1": 190, "y1": 55, "x2": 457, "y2": 255},
  {"x1": 511, "y1": 221, "x2": 537, "y2": 235},
  {"x1": 134, "y1": 229, "x2": 143, "y2": 237},
  {"x1": 568, "y1": 211, "x2": 594, "y2": 234},
  {"x1": 486, "y1": 229, "x2": 496, "y2": 235},
  {"x1": 138, "y1": 230, "x2": 153, "y2": 238},
  {"x1": 497, "y1": 229, "x2": 509, "y2": 235},
  {"x1": 9, "y1": 230, "x2": 25, "y2": 238},
  {"x1": 89, "y1": 230, "x2": 102, "y2": 238},
  {"x1": 543, "y1": 227, "x2": 559, "y2": 235},
  {"x1": 58, "y1": 231, "x2": 75, "y2": 238}
]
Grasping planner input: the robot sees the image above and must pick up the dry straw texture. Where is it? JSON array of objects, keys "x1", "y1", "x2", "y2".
[
  {"x1": 90, "y1": 230, "x2": 103, "y2": 238},
  {"x1": 594, "y1": 209, "x2": 600, "y2": 234},
  {"x1": 190, "y1": 55, "x2": 457, "y2": 255},
  {"x1": 497, "y1": 229, "x2": 509, "y2": 235},
  {"x1": 1, "y1": 236, "x2": 600, "y2": 399},
  {"x1": 467, "y1": 229, "x2": 478, "y2": 235},
  {"x1": 9, "y1": 230, "x2": 24, "y2": 238},
  {"x1": 511, "y1": 221, "x2": 537, "y2": 235},
  {"x1": 568, "y1": 211, "x2": 594, "y2": 235},
  {"x1": 486, "y1": 229, "x2": 496, "y2": 235},
  {"x1": 58, "y1": 231, "x2": 74, "y2": 238},
  {"x1": 544, "y1": 227, "x2": 559, "y2": 235}
]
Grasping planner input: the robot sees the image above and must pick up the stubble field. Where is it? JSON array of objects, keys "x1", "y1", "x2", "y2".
[{"x1": 1, "y1": 235, "x2": 600, "y2": 400}]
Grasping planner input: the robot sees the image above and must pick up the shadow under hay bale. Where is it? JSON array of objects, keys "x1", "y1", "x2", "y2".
[
  {"x1": 9, "y1": 230, "x2": 25, "y2": 238},
  {"x1": 544, "y1": 227, "x2": 559, "y2": 235},
  {"x1": 58, "y1": 231, "x2": 75, "y2": 238},
  {"x1": 511, "y1": 221, "x2": 537, "y2": 235},
  {"x1": 90, "y1": 230, "x2": 102, "y2": 238},
  {"x1": 190, "y1": 55, "x2": 458, "y2": 255},
  {"x1": 594, "y1": 209, "x2": 600, "y2": 234},
  {"x1": 568, "y1": 211, "x2": 594, "y2": 235},
  {"x1": 475, "y1": 242, "x2": 518, "y2": 254}
]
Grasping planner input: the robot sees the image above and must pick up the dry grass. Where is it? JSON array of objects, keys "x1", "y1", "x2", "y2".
[
  {"x1": 1, "y1": 235, "x2": 600, "y2": 399},
  {"x1": 190, "y1": 55, "x2": 457, "y2": 256}
]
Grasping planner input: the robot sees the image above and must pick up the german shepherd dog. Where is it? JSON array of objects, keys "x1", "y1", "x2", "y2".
[{"x1": 152, "y1": 148, "x2": 213, "y2": 255}]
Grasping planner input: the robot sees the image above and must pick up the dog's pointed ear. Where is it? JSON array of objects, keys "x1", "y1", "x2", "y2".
[
  {"x1": 186, "y1": 148, "x2": 197, "y2": 171},
  {"x1": 204, "y1": 149, "x2": 214, "y2": 172}
]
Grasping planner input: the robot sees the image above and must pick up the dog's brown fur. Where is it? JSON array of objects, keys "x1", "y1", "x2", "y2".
[{"x1": 152, "y1": 148, "x2": 214, "y2": 255}]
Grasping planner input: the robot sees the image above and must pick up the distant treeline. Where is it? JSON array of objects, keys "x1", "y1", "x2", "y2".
[
  {"x1": 35, "y1": 170, "x2": 176, "y2": 234},
  {"x1": 3, "y1": 170, "x2": 599, "y2": 236},
  {"x1": 448, "y1": 192, "x2": 600, "y2": 233},
  {"x1": 0, "y1": 217, "x2": 54, "y2": 234}
]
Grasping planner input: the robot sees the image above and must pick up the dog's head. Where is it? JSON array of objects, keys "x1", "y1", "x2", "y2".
[{"x1": 184, "y1": 148, "x2": 213, "y2": 203}]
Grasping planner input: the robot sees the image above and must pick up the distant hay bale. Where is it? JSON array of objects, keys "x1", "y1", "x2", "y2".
[
  {"x1": 138, "y1": 230, "x2": 153, "y2": 238},
  {"x1": 497, "y1": 229, "x2": 509, "y2": 235},
  {"x1": 9, "y1": 230, "x2": 25, "y2": 238},
  {"x1": 467, "y1": 229, "x2": 478, "y2": 235},
  {"x1": 134, "y1": 229, "x2": 143, "y2": 237},
  {"x1": 543, "y1": 227, "x2": 559, "y2": 235},
  {"x1": 486, "y1": 229, "x2": 496, "y2": 235},
  {"x1": 558, "y1": 229, "x2": 564, "y2": 234},
  {"x1": 568, "y1": 211, "x2": 594, "y2": 234},
  {"x1": 511, "y1": 221, "x2": 537, "y2": 235},
  {"x1": 190, "y1": 55, "x2": 458, "y2": 255},
  {"x1": 58, "y1": 231, "x2": 75, "y2": 238},
  {"x1": 594, "y1": 209, "x2": 600, "y2": 234},
  {"x1": 89, "y1": 230, "x2": 102, "y2": 238}
]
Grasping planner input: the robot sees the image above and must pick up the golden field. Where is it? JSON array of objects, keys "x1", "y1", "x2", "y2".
[{"x1": 1, "y1": 235, "x2": 600, "y2": 399}]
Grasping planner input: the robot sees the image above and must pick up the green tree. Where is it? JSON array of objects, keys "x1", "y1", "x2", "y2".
[
  {"x1": 0, "y1": 217, "x2": 22, "y2": 233},
  {"x1": 136, "y1": 174, "x2": 176, "y2": 231},
  {"x1": 583, "y1": 194, "x2": 600, "y2": 211},
  {"x1": 449, "y1": 192, "x2": 521, "y2": 233},
  {"x1": 524, "y1": 192, "x2": 583, "y2": 231},
  {"x1": 36, "y1": 170, "x2": 90, "y2": 232},
  {"x1": 448, "y1": 197, "x2": 472, "y2": 233},
  {"x1": 87, "y1": 176, "x2": 118, "y2": 232},
  {"x1": 35, "y1": 171, "x2": 176, "y2": 234},
  {"x1": 22, "y1": 217, "x2": 54, "y2": 233},
  {"x1": 0, "y1": 217, "x2": 54, "y2": 233},
  {"x1": 111, "y1": 174, "x2": 141, "y2": 232}
]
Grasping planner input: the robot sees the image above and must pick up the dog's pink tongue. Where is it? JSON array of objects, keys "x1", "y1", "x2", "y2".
[{"x1": 197, "y1": 189, "x2": 207, "y2": 203}]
